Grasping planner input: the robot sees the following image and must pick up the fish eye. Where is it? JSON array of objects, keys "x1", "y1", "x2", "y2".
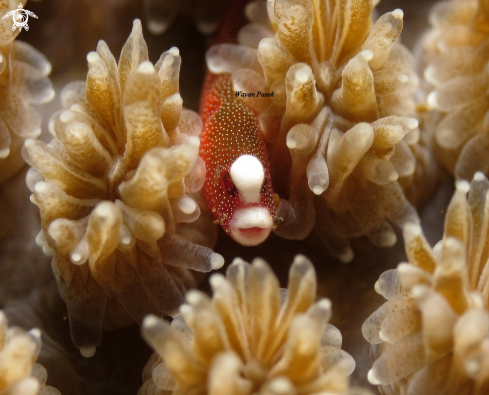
[
  {"x1": 221, "y1": 170, "x2": 237, "y2": 195},
  {"x1": 262, "y1": 177, "x2": 268, "y2": 193}
]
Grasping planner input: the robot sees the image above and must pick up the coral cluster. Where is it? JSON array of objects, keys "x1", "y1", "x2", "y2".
[
  {"x1": 421, "y1": 0, "x2": 489, "y2": 181},
  {"x1": 140, "y1": 255, "x2": 368, "y2": 395},
  {"x1": 0, "y1": 0, "x2": 54, "y2": 185},
  {"x1": 0, "y1": 310, "x2": 60, "y2": 395},
  {"x1": 22, "y1": 19, "x2": 223, "y2": 356},
  {"x1": 204, "y1": 0, "x2": 436, "y2": 261},
  {"x1": 363, "y1": 173, "x2": 489, "y2": 394}
]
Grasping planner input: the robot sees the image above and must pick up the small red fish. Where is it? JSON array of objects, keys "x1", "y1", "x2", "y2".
[{"x1": 199, "y1": 73, "x2": 276, "y2": 245}]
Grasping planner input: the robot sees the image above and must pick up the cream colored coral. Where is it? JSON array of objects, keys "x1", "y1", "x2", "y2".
[
  {"x1": 23, "y1": 19, "x2": 222, "y2": 356},
  {"x1": 140, "y1": 255, "x2": 371, "y2": 395},
  {"x1": 363, "y1": 173, "x2": 489, "y2": 394},
  {"x1": 0, "y1": 311, "x2": 60, "y2": 395},
  {"x1": 420, "y1": 0, "x2": 489, "y2": 181},
  {"x1": 0, "y1": 0, "x2": 54, "y2": 184},
  {"x1": 205, "y1": 0, "x2": 435, "y2": 262}
]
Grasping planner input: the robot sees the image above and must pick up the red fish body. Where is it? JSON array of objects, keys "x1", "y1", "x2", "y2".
[{"x1": 199, "y1": 73, "x2": 276, "y2": 245}]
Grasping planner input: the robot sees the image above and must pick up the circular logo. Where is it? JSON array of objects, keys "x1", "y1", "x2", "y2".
[
  {"x1": 3, "y1": 3, "x2": 38, "y2": 32},
  {"x1": 12, "y1": 8, "x2": 29, "y2": 31}
]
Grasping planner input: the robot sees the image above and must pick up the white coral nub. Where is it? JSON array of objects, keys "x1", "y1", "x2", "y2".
[
  {"x1": 140, "y1": 255, "x2": 367, "y2": 395},
  {"x1": 23, "y1": 19, "x2": 221, "y2": 354},
  {"x1": 363, "y1": 172, "x2": 489, "y2": 394}
]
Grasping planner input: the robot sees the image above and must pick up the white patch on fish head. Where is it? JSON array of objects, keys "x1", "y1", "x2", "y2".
[{"x1": 230, "y1": 154, "x2": 264, "y2": 205}]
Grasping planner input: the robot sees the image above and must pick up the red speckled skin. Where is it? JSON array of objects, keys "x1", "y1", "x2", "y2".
[
  {"x1": 198, "y1": 0, "x2": 276, "y2": 244},
  {"x1": 199, "y1": 73, "x2": 276, "y2": 242}
]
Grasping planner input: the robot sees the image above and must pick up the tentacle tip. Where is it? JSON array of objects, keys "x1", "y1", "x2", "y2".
[
  {"x1": 399, "y1": 74, "x2": 409, "y2": 83},
  {"x1": 361, "y1": 49, "x2": 374, "y2": 61},
  {"x1": 384, "y1": 231, "x2": 397, "y2": 246},
  {"x1": 86, "y1": 51, "x2": 100, "y2": 64},
  {"x1": 168, "y1": 46, "x2": 180, "y2": 57},
  {"x1": 295, "y1": 69, "x2": 310, "y2": 83},
  {"x1": 338, "y1": 248, "x2": 354, "y2": 263},
  {"x1": 34, "y1": 181, "x2": 49, "y2": 194},
  {"x1": 120, "y1": 236, "x2": 132, "y2": 246},
  {"x1": 137, "y1": 60, "x2": 155, "y2": 74},
  {"x1": 465, "y1": 359, "x2": 480, "y2": 375},
  {"x1": 455, "y1": 179, "x2": 470, "y2": 194},
  {"x1": 392, "y1": 8, "x2": 404, "y2": 19},
  {"x1": 179, "y1": 303, "x2": 192, "y2": 316},
  {"x1": 424, "y1": 66, "x2": 436, "y2": 84},
  {"x1": 80, "y1": 347, "x2": 96, "y2": 358},
  {"x1": 42, "y1": 244, "x2": 55, "y2": 257},
  {"x1": 29, "y1": 328, "x2": 41, "y2": 339},
  {"x1": 15, "y1": 378, "x2": 39, "y2": 393},
  {"x1": 270, "y1": 377, "x2": 293, "y2": 393},
  {"x1": 196, "y1": 20, "x2": 219, "y2": 35},
  {"x1": 292, "y1": 254, "x2": 312, "y2": 267},
  {"x1": 178, "y1": 197, "x2": 197, "y2": 214},
  {"x1": 312, "y1": 185, "x2": 325, "y2": 195},
  {"x1": 186, "y1": 290, "x2": 204, "y2": 305},
  {"x1": 147, "y1": 20, "x2": 169, "y2": 35},
  {"x1": 0, "y1": 147, "x2": 9, "y2": 158},
  {"x1": 411, "y1": 284, "x2": 428, "y2": 299},
  {"x1": 473, "y1": 171, "x2": 485, "y2": 181},
  {"x1": 133, "y1": 19, "x2": 142, "y2": 29},
  {"x1": 443, "y1": 237, "x2": 462, "y2": 250},
  {"x1": 389, "y1": 171, "x2": 399, "y2": 182},
  {"x1": 231, "y1": 257, "x2": 245, "y2": 266},
  {"x1": 209, "y1": 273, "x2": 226, "y2": 289},
  {"x1": 427, "y1": 91, "x2": 438, "y2": 110},
  {"x1": 374, "y1": 280, "x2": 381, "y2": 294},
  {"x1": 142, "y1": 314, "x2": 160, "y2": 329},
  {"x1": 187, "y1": 135, "x2": 201, "y2": 147},
  {"x1": 397, "y1": 263, "x2": 410, "y2": 273},
  {"x1": 24, "y1": 138, "x2": 36, "y2": 148},
  {"x1": 406, "y1": 118, "x2": 418, "y2": 130},
  {"x1": 60, "y1": 110, "x2": 75, "y2": 123},
  {"x1": 317, "y1": 298, "x2": 332, "y2": 311},
  {"x1": 211, "y1": 253, "x2": 225, "y2": 270},
  {"x1": 403, "y1": 222, "x2": 422, "y2": 237},
  {"x1": 286, "y1": 138, "x2": 297, "y2": 149},
  {"x1": 70, "y1": 252, "x2": 83, "y2": 265},
  {"x1": 94, "y1": 201, "x2": 115, "y2": 217},
  {"x1": 367, "y1": 369, "x2": 380, "y2": 385}
]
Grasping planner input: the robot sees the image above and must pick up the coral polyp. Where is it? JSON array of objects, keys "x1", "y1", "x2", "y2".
[
  {"x1": 421, "y1": 0, "x2": 489, "y2": 181},
  {"x1": 141, "y1": 255, "x2": 370, "y2": 395},
  {"x1": 363, "y1": 173, "x2": 489, "y2": 394},
  {"x1": 22, "y1": 19, "x2": 223, "y2": 355},
  {"x1": 0, "y1": 310, "x2": 60, "y2": 395},
  {"x1": 205, "y1": 0, "x2": 436, "y2": 261},
  {"x1": 0, "y1": 0, "x2": 54, "y2": 185}
]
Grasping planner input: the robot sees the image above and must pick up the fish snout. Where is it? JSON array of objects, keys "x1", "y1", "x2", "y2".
[{"x1": 230, "y1": 206, "x2": 273, "y2": 246}]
